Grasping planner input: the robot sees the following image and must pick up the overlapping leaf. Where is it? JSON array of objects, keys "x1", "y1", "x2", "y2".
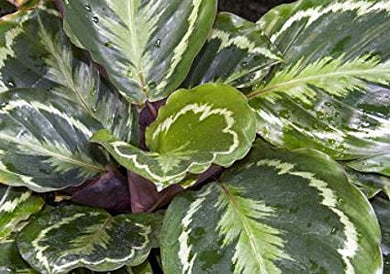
[
  {"x1": 344, "y1": 166, "x2": 390, "y2": 198},
  {"x1": 0, "y1": 3, "x2": 137, "y2": 191},
  {"x1": 0, "y1": 88, "x2": 107, "y2": 192},
  {"x1": 62, "y1": 0, "x2": 217, "y2": 104},
  {"x1": 162, "y1": 140, "x2": 382, "y2": 273},
  {"x1": 92, "y1": 84, "x2": 256, "y2": 190},
  {"x1": 17, "y1": 204, "x2": 162, "y2": 274},
  {"x1": 71, "y1": 261, "x2": 153, "y2": 274},
  {"x1": 0, "y1": 2, "x2": 135, "y2": 142},
  {"x1": 372, "y1": 198, "x2": 390, "y2": 273},
  {"x1": 183, "y1": 12, "x2": 282, "y2": 88},
  {"x1": 247, "y1": 0, "x2": 390, "y2": 166},
  {"x1": 0, "y1": 184, "x2": 44, "y2": 240},
  {"x1": 0, "y1": 235, "x2": 37, "y2": 274}
]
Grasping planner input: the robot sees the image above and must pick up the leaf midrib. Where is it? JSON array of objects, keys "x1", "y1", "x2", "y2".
[
  {"x1": 37, "y1": 14, "x2": 95, "y2": 117},
  {"x1": 0, "y1": 133, "x2": 104, "y2": 173},
  {"x1": 219, "y1": 183, "x2": 268, "y2": 274},
  {"x1": 246, "y1": 67, "x2": 390, "y2": 99}
]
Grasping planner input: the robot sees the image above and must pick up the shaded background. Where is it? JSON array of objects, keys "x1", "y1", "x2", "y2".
[{"x1": 218, "y1": 0, "x2": 295, "y2": 21}]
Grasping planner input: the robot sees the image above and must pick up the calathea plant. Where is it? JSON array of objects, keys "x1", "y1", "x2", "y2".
[{"x1": 0, "y1": 0, "x2": 389, "y2": 273}]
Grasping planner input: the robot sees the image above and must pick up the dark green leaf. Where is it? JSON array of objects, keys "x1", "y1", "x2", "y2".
[
  {"x1": 248, "y1": 0, "x2": 390, "y2": 165},
  {"x1": 17, "y1": 205, "x2": 162, "y2": 274},
  {"x1": 372, "y1": 198, "x2": 390, "y2": 273},
  {"x1": 162, "y1": 140, "x2": 382, "y2": 273},
  {"x1": 62, "y1": 0, "x2": 217, "y2": 104},
  {"x1": 344, "y1": 166, "x2": 390, "y2": 198},
  {"x1": 183, "y1": 12, "x2": 282, "y2": 88},
  {"x1": 0, "y1": 235, "x2": 37, "y2": 274},
  {"x1": 0, "y1": 3, "x2": 135, "y2": 142},
  {"x1": 91, "y1": 84, "x2": 256, "y2": 190}
]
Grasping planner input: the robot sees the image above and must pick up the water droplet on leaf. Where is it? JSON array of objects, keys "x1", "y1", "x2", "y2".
[
  {"x1": 104, "y1": 41, "x2": 112, "y2": 48},
  {"x1": 84, "y1": 4, "x2": 92, "y2": 11},
  {"x1": 154, "y1": 39, "x2": 161, "y2": 48},
  {"x1": 330, "y1": 227, "x2": 338, "y2": 234},
  {"x1": 92, "y1": 16, "x2": 99, "y2": 23},
  {"x1": 149, "y1": 81, "x2": 157, "y2": 89},
  {"x1": 6, "y1": 80, "x2": 15, "y2": 88}
]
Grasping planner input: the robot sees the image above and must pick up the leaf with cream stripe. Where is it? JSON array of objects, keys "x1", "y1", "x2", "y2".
[
  {"x1": 62, "y1": 0, "x2": 217, "y2": 104},
  {"x1": 17, "y1": 205, "x2": 162, "y2": 274},
  {"x1": 161, "y1": 140, "x2": 382, "y2": 273},
  {"x1": 183, "y1": 12, "x2": 282, "y2": 89},
  {"x1": 91, "y1": 84, "x2": 256, "y2": 190},
  {"x1": 0, "y1": 88, "x2": 107, "y2": 192},
  {"x1": 248, "y1": 0, "x2": 390, "y2": 166},
  {"x1": 0, "y1": 185, "x2": 44, "y2": 241},
  {"x1": 0, "y1": 2, "x2": 135, "y2": 142}
]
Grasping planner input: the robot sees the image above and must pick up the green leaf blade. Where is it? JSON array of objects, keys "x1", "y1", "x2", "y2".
[
  {"x1": 92, "y1": 84, "x2": 256, "y2": 190},
  {"x1": 161, "y1": 141, "x2": 382, "y2": 273},
  {"x1": 17, "y1": 205, "x2": 162, "y2": 274},
  {"x1": 249, "y1": 0, "x2": 390, "y2": 166},
  {"x1": 183, "y1": 12, "x2": 282, "y2": 89},
  {"x1": 62, "y1": 0, "x2": 217, "y2": 104}
]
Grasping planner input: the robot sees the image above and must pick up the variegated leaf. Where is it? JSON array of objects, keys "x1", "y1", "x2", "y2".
[
  {"x1": 0, "y1": 88, "x2": 107, "y2": 192},
  {"x1": 0, "y1": 235, "x2": 37, "y2": 274},
  {"x1": 183, "y1": 12, "x2": 282, "y2": 89},
  {"x1": 372, "y1": 198, "x2": 390, "y2": 273},
  {"x1": 344, "y1": 166, "x2": 390, "y2": 198},
  {"x1": 0, "y1": 2, "x2": 135, "y2": 142},
  {"x1": 0, "y1": 184, "x2": 44, "y2": 240},
  {"x1": 248, "y1": 0, "x2": 390, "y2": 165},
  {"x1": 62, "y1": 0, "x2": 217, "y2": 104},
  {"x1": 71, "y1": 261, "x2": 153, "y2": 274},
  {"x1": 162, "y1": 140, "x2": 382, "y2": 273},
  {"x1": 347, "y1": 152, "x2": 390, "y2": 177},
  {"x1": 17, "y1": 205, "x2": 162, "y2": 274},
  {"x1": 91, "y1": 84, "x2": 256, "y2": 190}
]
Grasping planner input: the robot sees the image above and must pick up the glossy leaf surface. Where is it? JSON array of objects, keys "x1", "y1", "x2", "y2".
[
  {"x1": 0, "y1": 88, "x2": 106, "y2": 192},
  {"x1": 62, "y1": 0, "x2": 217, "y2": 104},
  {"x1": 0, "y1": 3, "x2": 135, "y2": 142},
  {"x1": 344, "y1": 166, "x2": 390, "y2": 198},
  {"x1": 0, "y1": 235, "x2": 37, "y2": 274},
  {"x1": 183, "y1": 12, "x2": 282, "y2": 88},
  {"x1": 17, "y1": 205, "x2": 162, "y2": 274},
  {"x1": 92, "y1": 84, "x2": 256, "y2": 190},
  {"x1": 372, "y1": 198, "x2": 390, "y2": 273},
  {"x1": 249, "y1": 0, "x2": 390, "y2": 165},
  {"x1": 162, "y1": 140, "x2": 382, "y2": 273},
  {"x1": 0, "y1": 185, "x2": 44, "y2": 240}
]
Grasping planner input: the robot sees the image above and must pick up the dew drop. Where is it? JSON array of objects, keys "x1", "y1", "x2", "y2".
[
  {"x1": 334, "y1": 112, "x2": 340, "y2": 118},
  {"x1": 337, "y1": 198, "x2": 343, "y2": 204},
  {"x1": 104, "y1": 41, "x2": 113, "y2": 48},
  {"x1": 149, "y1": 81, "x2": 157, "y2": 89},
  {"x1": 6, "y1": 80, "x2": 15, "y2": 88},
  {"x1": 92, "y1": 16, "x2": 99, "y2": 23},
  {"x1": 154, "y1": 39, "x2": 161, "y2": 48},
  {"x1": 330, "y1": 227, "x2": 338, "y2": 234},
  {"x1": 279, "y1": 109, "x2": 290, "y2": 119},
  {"x1": 84, "y1": 4, "x2": 92, "y2": 12}
]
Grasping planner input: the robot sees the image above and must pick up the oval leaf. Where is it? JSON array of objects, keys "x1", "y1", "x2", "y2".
[
  {"x1": 17, "y1": 205, "x2": 162, "y2": 274},
  {"x1": 0, "y1": 185, "x2": 44, "y2": 240},
  {"x1": 248, "y1": 0, "x2": 390, "y2": 164},
  {"x1": 0, "y1": 3, "x2": 135, "y2": 142},
  {"x1": 0, "y1": 88, "x2": 106, "y2": 192},
  {"x1": 62, "y1": 0, "x2": 217, "y2": 104},
  {"x1": 162, "y1": 140, "x2": 382, "y2": 273},
  {"x1": 91, "y1": 84, "x2": 256, "y2": 190},
  {"x1": 183, "y1": 12, "x2": 282, "y2": 88}
]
